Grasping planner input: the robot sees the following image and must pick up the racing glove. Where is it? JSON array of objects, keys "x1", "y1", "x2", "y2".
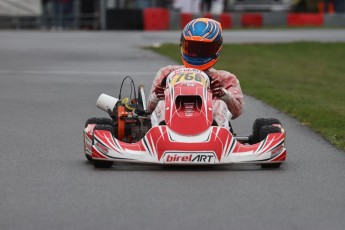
[
  {"x1": 153, "y1": 85, "x2": 165, "y2": 100},
  {"x1": 210, "y1": 79, "x2": 225, "y2": 98}
]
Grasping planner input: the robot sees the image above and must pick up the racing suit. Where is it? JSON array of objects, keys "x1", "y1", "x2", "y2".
[{"x1": 147, "y1": 65, "x2": 244, "y2": 128}]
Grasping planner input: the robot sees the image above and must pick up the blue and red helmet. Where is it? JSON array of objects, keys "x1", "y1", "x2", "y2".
[{"x1": 181, "y1": 18, "x2": 223, "y2": 71}]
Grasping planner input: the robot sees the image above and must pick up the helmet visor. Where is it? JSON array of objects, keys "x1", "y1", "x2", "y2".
[{"x1": 181, "y1": 38, "x2": 221, "y2": 58}]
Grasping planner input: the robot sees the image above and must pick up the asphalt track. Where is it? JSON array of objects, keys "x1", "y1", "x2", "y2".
[{"x1": 1, "y1": 30, "x2": 345, "y2": 230}]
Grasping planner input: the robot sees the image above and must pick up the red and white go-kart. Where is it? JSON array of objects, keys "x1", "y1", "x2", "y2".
[{"x1": 83, "y1": 68, "x2": 286, "y2": 168}]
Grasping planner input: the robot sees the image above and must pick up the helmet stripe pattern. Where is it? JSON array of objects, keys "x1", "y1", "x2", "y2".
[
  {"x1": 183, "y1": 19, "x2": 221, "y2": 41},
  {"x1": 181, "y1": 18, "x2": 223, "y2": 71}
]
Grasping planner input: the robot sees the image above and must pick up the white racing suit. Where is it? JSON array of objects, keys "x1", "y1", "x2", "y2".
[{"x1": 147, "y1": 65, "x2": 244, "y2": 128}]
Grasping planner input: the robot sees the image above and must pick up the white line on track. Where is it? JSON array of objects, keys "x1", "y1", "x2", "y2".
[{"x1": 0, "y1": 70, "x2": 156, "y2": 75}]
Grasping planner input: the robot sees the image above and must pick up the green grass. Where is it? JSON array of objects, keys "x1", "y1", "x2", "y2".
[{"x1": 147, "y1": 42, "x2": 345, "y2": 150}]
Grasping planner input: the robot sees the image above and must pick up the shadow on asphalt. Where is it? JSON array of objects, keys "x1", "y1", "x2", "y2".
[{"x1": 82, "y1": 161, "x2": 283, "y2": 171}]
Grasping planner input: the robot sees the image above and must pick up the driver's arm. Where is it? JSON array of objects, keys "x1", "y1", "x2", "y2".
[
  {"x1": 147, "y1": 65, "x2": 183, "y2": 113},
  {"x1": 207, "y1": 69, "x2": 244, "y2": 119}
]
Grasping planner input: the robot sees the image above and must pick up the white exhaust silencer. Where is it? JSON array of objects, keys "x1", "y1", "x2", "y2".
[{"x1": 96, "y1": 94, "x2": 119, "y2": 113}]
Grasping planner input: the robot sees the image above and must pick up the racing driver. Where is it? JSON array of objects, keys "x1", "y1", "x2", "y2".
[{"x1": 147, "y1": 18, "x2": 244, "y2": 129}]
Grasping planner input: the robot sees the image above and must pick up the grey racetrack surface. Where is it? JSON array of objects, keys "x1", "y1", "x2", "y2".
[{"x1": 1, "y1": 30, "x2": 345, "y2": 230}]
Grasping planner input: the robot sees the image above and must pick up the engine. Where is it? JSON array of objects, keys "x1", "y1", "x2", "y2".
[{"x1": 96, "y1": 94, "x2": 151, "y2": 143}]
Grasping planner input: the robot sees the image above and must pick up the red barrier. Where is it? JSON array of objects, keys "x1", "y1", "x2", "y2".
[
  {"x1": 203, "y1": 13, "x2": 213, "y2": 19},
  {"x1": 219, "y1": 13, "x2": 232, "y2": 29},
  {"x1": 242, "y1": 14, "x2": 263, "y2": 27},
  {"x1": 181, "y1": 13, "x2": 193, "y2": 29},
  {"x1": 143, "y1": 8, "x2": 169, "y2": 31},
  {"x1": 287, "y1": 14, "x2": 323, "y2": 26}
]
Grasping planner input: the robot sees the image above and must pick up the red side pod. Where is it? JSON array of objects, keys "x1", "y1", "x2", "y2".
[
  {"x1": 271, "y1": 150, "x2": 287, "y2": 162},
  {"x1": 84, "y1": 124, "x2": 96, "y2": 155},
  {"x1": 92, "y1": 145, "x2": 108, "y2": 159},
  {"x1": 85, "y1": 124, "x2": 96, "y2": 140}
]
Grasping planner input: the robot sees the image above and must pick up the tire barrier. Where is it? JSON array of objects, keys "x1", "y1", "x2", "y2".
[
  {"x1": 106, "y1": 9, "x2": 143, "y2": 30},
  {"x1": 180, "y1": 13, "x2": 193, "y2": 29},
  {"x1": 287, "y1": 13, "x2": 323, "y2": 26},
  {"x1": 105, "y1": 8, "x2": 344, "y2": 31},
  {"x1": 219, "y1": 13, "x2": 232, "y2": 29},
  {"x1": 241, "y1": 13, "x2": 263, "y2": 27}
]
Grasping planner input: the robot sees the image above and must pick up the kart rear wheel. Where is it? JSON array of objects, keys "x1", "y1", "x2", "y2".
[
  {"x1": 259, "y1": 125, "x2": 283, "y2": 169},
  {"x1": 93, "y1": 160, "x2": 113, "y2": 168},
  {"x1": 250, "y1": 118, "x2": 281, "y2": 144},
  {"x1": 85, "y1": 117, "x2": 113, "y2": 128}
]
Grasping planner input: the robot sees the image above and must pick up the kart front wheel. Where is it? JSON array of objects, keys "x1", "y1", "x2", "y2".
[
  {"x1": 93, "y1": 160, "x2": 113, "y2": 168},
  {"x1": 85, "y1": 154, "x2": 92, "y2": 161},
  {"x1": 261, "y1": 163, "x2": 281, "y2": 169},
  {"x1": 250, "y1": 118, "x2": 281, "y2": 144},
  {"x1": 260, "y1": 125, "x2": 283, "y2": 169}
]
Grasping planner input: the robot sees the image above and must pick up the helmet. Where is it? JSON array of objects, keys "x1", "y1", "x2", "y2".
[{"x1": 180, "y1": 18, "x2": 223, "y2": 71}]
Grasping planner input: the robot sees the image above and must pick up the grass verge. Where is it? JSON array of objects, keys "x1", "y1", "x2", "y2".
[{"x1": 147, "y1": 42, "x2": 345, "y2": 150}]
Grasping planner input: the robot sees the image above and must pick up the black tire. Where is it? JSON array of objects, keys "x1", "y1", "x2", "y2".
[
  {"x1": 93, "y1": 160, "x2": 113, "y2": 168},
  {"x1": 94, "y1": 124, "x2": 115, "y2": 135},
  {"x1": 84, "y1": 117, "x2": 113, "y2": 128},
  {"x1": 259, "y1": 125, "x2": 283, "y2": 169},
  {"x1": 261, "y1": 163, "x2": 281, "y2": 169},
  {"x1": 259, "y1": 125, "x2": 282, "y2": 142},
  {"x1": 85, "y1": 154, "x2": 92, "y2": 161},
  {"x1": 250, "y1": 118, "x2": 281, "y2": 144}
]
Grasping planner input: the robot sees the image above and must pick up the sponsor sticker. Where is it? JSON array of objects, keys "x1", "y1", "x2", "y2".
[
  {"x1": 271, "y1": 145, "x2": 284, "y2": 157},
  {"x1": 163, "y1": 152, "x2": 216, "y2": 164},
  {"x1": 95, "y1": 142, "x2": 108, "y2": 154}
]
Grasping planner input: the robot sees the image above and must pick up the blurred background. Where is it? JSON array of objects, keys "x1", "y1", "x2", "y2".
[{"x1": 0, "y1": 0, "x2": 344, "y2": 30}]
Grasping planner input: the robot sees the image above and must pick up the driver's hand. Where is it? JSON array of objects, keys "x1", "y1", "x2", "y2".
[
  {"x1": 210, "y1": 79, "x2": 225, "y2": 98},
  {"x1": 153, "y1": 85, "x2": 165, "y2": 100}
]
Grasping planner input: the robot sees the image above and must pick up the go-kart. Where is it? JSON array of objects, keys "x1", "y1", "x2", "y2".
[{"x1": 83, "y1": 68, "x2": 286, "y2": 169}]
